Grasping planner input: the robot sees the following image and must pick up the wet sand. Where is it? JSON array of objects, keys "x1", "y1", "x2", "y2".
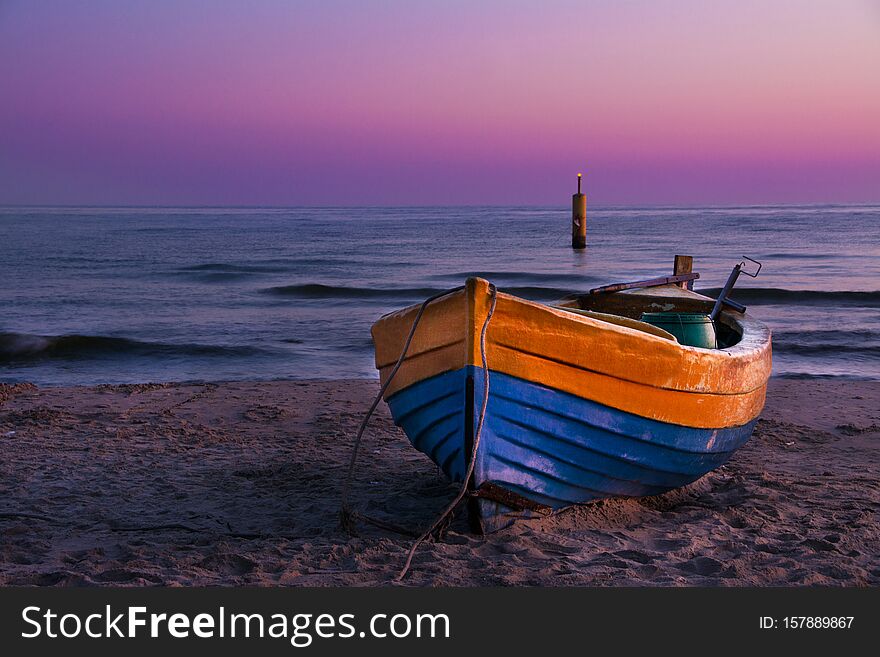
[{"x1": 0, "y1": 379, "x2": 877, "y2": 586}]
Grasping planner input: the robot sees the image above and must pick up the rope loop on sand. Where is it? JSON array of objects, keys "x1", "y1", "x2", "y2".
[
  {"x1": 337, "y1": 282, "x2": 498, "y2": 583},
  {"x1": 396, "y1": 283, "x2": 497, "y2": 581},
  {"x1": 339, "y1": 285, "x2": 465, "y2": 534}
]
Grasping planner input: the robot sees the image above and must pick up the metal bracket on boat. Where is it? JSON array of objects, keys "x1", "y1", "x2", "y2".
[
  {"x1": 471, "y1": 482, "x2": 554, "y2": 516},
  {"x1": 709, "y1": 256, "x2": 762, "y2": 321},
  {"x1": 589, "y1": 272, "x2": 700, "y2": 295}
]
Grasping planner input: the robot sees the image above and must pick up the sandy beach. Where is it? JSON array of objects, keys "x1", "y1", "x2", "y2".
[{"x1": 0, "y1": 378, "x2": 877, "y2": 587}]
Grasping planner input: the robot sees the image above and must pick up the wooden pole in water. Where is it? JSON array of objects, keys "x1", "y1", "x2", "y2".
[
  {"x1": 674, "y1": 255, "x2": 694, "y2": 290},
  {"x1": 572, "y1": 172, "x2": 586, "y2": 249}
]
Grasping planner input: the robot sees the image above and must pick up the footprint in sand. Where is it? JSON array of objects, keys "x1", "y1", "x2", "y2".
[
  {"x1": 678, "y1": 556, "x2": 724, "y2": 576},
  {"x1": 800, "y1": 538, "x2": 838, "y2": 553},
  {"x1": 613, "y1": 549, "x2": 655, "y2": 564},
  {"x1": 196, "y1": 552, "x2": 258, "y2": 576}
]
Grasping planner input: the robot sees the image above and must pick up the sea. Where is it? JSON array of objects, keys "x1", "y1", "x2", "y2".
[{"x1": 1, "y1": 205, "x2": 878, "y2": 386}]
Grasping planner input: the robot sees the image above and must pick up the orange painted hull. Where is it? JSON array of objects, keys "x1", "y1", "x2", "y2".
[{"x1": 373, "y1": 278, "x2": 771, "y2": 430}]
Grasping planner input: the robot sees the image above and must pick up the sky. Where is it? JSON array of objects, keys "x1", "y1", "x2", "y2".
[{"x1": 1, "y1": 0, "x2": 879, "y2": 206}]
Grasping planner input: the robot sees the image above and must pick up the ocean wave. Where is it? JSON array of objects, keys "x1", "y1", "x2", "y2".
[
  {"x1": 176, "y1": 271, "x2": 255, "y2": 283},
  {"x1": 699, "y1": 287, "x2": 880, "y2": 306},
  {"x1": 432, "y1": 271, "x2": 599, "y2": 284},
  {"x1": 775, "y1": 329, "x2": 879, "y2": 340},
  {"x1": 772, "y1": 342, "x2": 880, "y2": 358},
  {"x1": 0, "y1": 332, "x2": 271, "y2": 363},
  {"x1": 757, "y1": 253, "x2": 830, "y2": 260},
  {"x1": 502, "y1": 286, "x2": 575, "y2": 300},
  {"x1": 261, "y1": 283, "x2": 574, "y2": 301},
  {"x1": 262, "y1": 284, "x2": 445, "y2": 299},
  {"x1": 179, "y1": 263, "x2": 290, "y2": 274},
  {"x1": 175, "y1": 263, "x2": 292, "y2": 282},
  {"x1": 772, "y1": 372, "x2": 877, "y2": 380}
]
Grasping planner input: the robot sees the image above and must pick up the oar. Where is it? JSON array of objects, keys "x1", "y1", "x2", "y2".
[{"x1": 589, "y1": 272, "x2": 699, "y2": 295}]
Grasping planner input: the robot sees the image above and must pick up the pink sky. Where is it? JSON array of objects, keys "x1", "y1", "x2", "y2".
[{"x1": 1, "y1": 0, "x2": 878, "y2": 205}]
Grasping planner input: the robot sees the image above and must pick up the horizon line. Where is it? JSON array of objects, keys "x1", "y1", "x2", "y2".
[{"x1": 2, "y1": 201, "x2": 879, "y2": 212}]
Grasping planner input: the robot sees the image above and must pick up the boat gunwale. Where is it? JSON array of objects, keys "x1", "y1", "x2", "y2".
[
  {"x1": 375, "y1": 282, "x2": 771, "y2": 367},
  {"x1": 372, "y1": 278, "x2": 771, "y2": 427}
]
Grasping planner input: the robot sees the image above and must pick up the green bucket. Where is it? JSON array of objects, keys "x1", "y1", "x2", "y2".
[{"x1": 639, "y1": 312, "x2": 717, "y2": 348}]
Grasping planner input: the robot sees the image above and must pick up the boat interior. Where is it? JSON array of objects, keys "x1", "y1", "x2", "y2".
[{"x1": 554, "y1": 284, "x2": 744, "y2": 350}]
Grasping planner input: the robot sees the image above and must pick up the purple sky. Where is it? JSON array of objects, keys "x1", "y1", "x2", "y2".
[{"x1": 1, "y1": 0, "x2": 879, "y2": 206}]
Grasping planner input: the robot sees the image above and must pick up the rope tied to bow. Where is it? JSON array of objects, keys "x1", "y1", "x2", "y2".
[{"x1": 338, "y1": 282, "x2": 498, "y2": 582}]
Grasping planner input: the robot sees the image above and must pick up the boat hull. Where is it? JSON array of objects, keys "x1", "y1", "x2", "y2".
[
  {"x1": 373, "y1": 277, "x2": 771, "y2": 532},
  {"x1": 387, "y1": 365, "x2": 757, "y2": 532}
]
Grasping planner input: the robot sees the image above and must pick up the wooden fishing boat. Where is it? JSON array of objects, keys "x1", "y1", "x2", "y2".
[{"x1": 371, "y1": 276, "x2": 772, "y2": 533}]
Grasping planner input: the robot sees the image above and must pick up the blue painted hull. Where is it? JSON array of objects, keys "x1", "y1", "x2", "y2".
[{"x1": 386, "y1": 366, "x2": 756, "y2": 532}]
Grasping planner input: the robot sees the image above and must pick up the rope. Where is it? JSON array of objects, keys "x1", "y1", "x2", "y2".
[
  {"x1": 339, "y1": 285, "x2": 464, "y2": 534},
  {"x1": 396, "y1": 283, "x2": 497, "y2": 582}
]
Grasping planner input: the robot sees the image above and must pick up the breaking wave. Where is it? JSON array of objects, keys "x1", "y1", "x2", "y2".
[{"x1": 0, "y1": 333, "x2": 271, "y2": 363}]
